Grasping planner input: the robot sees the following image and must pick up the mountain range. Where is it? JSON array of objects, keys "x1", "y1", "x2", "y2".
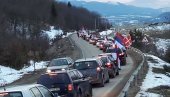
[
  {"x1": 57, "y1": 0, "x2": 163, "y2": 17},
  {"x1": 57, "y1": 0, "x2": 170, "y2": 24}
]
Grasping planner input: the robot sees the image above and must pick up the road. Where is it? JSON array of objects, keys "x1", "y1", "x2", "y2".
[{"x1": 70, "y1": 34, "x2": 134, "y2": 97}]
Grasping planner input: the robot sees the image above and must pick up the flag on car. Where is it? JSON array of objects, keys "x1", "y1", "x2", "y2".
[
  {"x1": 111, "y1": 44, "x2": 121, "y2": 69},
  {"x1": 114, "y1": 32, "x2": 126, "y2": 50},
  {"x1": 124, "y1": 34, "x2": 132, "y2": 47}
]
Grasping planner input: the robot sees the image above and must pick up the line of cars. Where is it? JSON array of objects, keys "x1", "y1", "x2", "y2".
[
  {"x1": 81, "y1": 34, "x2": 127, "y2": 66},
  {"x1": 0, "y1": 33, "x2": 127, "y2": 97}
]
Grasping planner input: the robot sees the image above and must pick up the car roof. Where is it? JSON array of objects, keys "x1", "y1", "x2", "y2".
[
  {"x1": 98, "y1": 53, "x2": 112, "y2": 56},
  {"x1": 0, "y1": 84, "x2": 43, "y2": 92},
  {"x1": 45, "y1": 69, "x2": 77, "y2": 74},
  {"x1": 52, "y1": 57, "x2": 71, "y2": 60},
  {"x1": 75, "y1": 57, "x2": 98, "y2": 62}
]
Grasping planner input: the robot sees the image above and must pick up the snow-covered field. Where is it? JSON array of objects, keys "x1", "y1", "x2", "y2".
[
  {"x1": 0, "y1": 61, "x2": 48, "y2": 85},
  {"x1": 155, "y1": 38, "x2": 170, "y2": 54},
  {"x1": 136, "y1": 54, "x2": 170, "y2": 97},
  {"x1": 139, "y1": 23, "x2": 170, "y2": 31}
]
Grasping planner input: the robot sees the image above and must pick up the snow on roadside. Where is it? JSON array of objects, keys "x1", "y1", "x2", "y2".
[
  {"x1": 155, "y1": 38, "x2": 170, "y2": 54},
  {"x1": 44, "y1": 26, "x2": 63, "y2": 40},
  {"x1": 0, "y1": 61, "x2": 48, "y2": 85},
  {"x1": 99, "y1": 30, "x2": 113, "y2": 36},
  {"x1": 136, "y1": 54, "x2": 170, "y2": 97}
]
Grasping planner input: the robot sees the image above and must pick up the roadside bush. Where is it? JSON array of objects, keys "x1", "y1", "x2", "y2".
[{"x1": 164, "y1": 46, "x2": 170, "y2": 63}]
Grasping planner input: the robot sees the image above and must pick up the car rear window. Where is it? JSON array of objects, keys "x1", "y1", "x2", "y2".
[
  {"x1": 0, "y1": 91, "x2": 23, "y2": 97},
  {"x1": 37, "y1": 73, "x2": 71, "y2": 87},
  {"x1": 74, "y1": 61, "x2": 98, "y2": 70},
  {"x1": 100, "y1": 57, "x2": 108, "y2": 64},
  {"x1": 106, "y1": 49, "x2": 114, "y2": 53},
  {"x1": 49, "y1": 59, "x2": 68, "y2": 66}
]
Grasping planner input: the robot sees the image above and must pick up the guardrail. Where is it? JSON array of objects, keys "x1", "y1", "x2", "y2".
[{"x1": 118, "y1": 47, "x2": 146, "y2": 97}]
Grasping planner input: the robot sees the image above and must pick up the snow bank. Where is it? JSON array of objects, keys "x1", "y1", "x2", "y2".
[
  {"x1": 136, "y1": 54, "x2": 170, "y2": 97},
  {"x1": 155, "y1": 38, "x2": 170, "y2": 54},
  {"x1": 0, "y1": 61, "x2": 48, "y2": 85}
]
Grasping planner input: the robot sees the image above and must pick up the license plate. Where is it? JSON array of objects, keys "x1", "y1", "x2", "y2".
[{"x1": 49, "y1": 88, "x2": 60, "y2": 91}]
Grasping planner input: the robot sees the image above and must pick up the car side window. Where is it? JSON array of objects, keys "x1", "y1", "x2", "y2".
[
  {"x1": 30, "y1": 87, "x2": 43, "y2": 97},
  {"x1": 37, "y1": 86, "x2": 54, "y2": 97},
  {"x1": 76, "y1": 70, "x2": 83, "y2": 78},
  {"x1": 69, "y1": 71, "x2": 78, "y2": 80},
  {"x1": 73, "y1": 70, "x2": 82, "y2": 79}
]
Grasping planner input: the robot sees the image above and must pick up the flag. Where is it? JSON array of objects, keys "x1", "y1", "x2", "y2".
[
  {"x1": 114, "y1": 32, "x2": 125, "y2": 50},
  {"x1": 111, "y1": 44, "x2": 121, "y2": 69},
  {"x1": 124, "y1": 34, "x2": 132, "y2": 47}
]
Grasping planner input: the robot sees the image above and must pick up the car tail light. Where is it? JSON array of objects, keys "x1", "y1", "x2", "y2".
[
  {"x1": 119, "y1": 53, "x2": 124, "y2": 56},
  {"x1": 67, "y1": 84, "x2": 73, "y2": 91},
  {"x1": 96, "y1": 67, "x2": 101, "y2": 73},
  {"x1": 0, "y1": 92, "x2": 8, "y2": 96},
  {"x1": 106, "y1": 63, "x2": 112, "y2": 68}
]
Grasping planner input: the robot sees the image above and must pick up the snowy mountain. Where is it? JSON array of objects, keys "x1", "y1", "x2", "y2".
[{"x1": 57, "y1": 0, "x2": 162, "y2": 17}]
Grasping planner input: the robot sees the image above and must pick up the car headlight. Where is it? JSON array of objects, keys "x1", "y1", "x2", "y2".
[{"x1": 46, "y1": 69, "x2": 51, "y2": 73}]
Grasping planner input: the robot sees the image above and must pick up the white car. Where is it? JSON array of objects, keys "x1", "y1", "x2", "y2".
[
  {"x1": 0, "y1": 84, "x2": 58, "y2": 97},
  {"x1": 47, "y1": 57, "x2": 74, "y2": 73}
]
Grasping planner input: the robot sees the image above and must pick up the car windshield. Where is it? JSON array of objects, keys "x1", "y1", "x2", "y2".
[
  {"x1": 0, "y1": 91, "x2": 23, "y2": 97},
  {"x1": 37, "y1": 73, "x2": 70, "y2": 87},
  {"x1": 100, "y1": 57, "x2": 108, "y2": 64},
  {"x1": 106, "y1": 49, "x2": 114, "y2": 53},
  {"x1": 74, "y1": 61, "x2": 98, "y2": 70},
  {"x1": 48, "y1": 59, "x2": 68, "y2": 66}
]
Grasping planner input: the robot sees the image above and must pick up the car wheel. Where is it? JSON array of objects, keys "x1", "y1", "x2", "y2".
[
  {"x1": 116, "y1": 69, "x2": 119, "y2": 75},
  {"x1": 111, "y1": 70, "x2": 116, "y2": 78},
  {"x1": 100, "y1": 77, "x2": 105, "y2": 87},
  {"x1": 88, "y1": 86, "x2": 93, "y2": 97},
  {"x1": 77, "y1": 90, "x2": 82, "y2": 97},
  {"x1": 106, "y1": 77, "x2": 110, "y2": 83}
]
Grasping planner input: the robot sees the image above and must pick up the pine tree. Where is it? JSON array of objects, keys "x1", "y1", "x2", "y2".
[{"x1": 67, "y1": 1, "x2": 72, "y2": 8}]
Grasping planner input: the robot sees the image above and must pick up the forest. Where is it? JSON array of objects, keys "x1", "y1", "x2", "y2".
[{"x1": 0, "y1": 0, "x2": 110, "y2": 69}]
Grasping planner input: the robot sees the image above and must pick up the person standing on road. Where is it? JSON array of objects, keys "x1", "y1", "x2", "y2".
[{"x1": 111, "y1": 44, "x2": 121, "y2": 70}]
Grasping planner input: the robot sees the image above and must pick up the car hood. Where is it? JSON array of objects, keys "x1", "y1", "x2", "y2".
[{"x1": 47, "y1": 65, "x2": 68, "y2": 70}]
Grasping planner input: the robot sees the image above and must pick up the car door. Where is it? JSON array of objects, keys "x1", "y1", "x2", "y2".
[
  {"x1": 37, "y1": 86, "x2": 57, "y2": 97},
  {"x1": 74, "y1": 70, "x2": 91, "y2": 96},
  {"x1": 97, "y1": 58, "x2": 109, "y2": 82}
]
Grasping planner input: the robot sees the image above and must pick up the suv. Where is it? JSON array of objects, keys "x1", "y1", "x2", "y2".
[
  {"x1": 47, "y1": 57, "x2": 74, "y2": 73},
  {"x1": 73, "y1": 57, "x2": 110, "y2": 87},
  {"x1": 98, "y1": 54, "x2": 119, "y2": 78},
  {"x1": 37, "y1": 69, "x2": 92, "y2": 97},
  {"x1": 0, "y1": 84, "x2": 58, "y2": 97}
]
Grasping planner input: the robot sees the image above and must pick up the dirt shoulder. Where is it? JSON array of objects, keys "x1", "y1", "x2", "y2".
[{"x1": 8, "y1": 35, "x2": 82, "y2": 86}]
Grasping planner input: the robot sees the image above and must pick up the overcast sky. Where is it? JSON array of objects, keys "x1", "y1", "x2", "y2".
[{"x1": 82, "y1": 0, "x2": 170, "y2": 9}]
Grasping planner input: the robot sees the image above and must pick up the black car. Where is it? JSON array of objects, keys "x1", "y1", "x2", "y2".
[
  {"x1": 73, "y1": 57, "x2": 110, "y2": 87},
  {"x1": 37, "y1": 69, "x2": 92, "y2": 97},
  {"x1": 98, "y1": 54, "x2": 119, "y2": 78}
]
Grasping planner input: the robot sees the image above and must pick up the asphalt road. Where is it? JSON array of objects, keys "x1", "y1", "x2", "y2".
[{"x1": 70, "y1": 34, "x2": 134, "y2": 97}]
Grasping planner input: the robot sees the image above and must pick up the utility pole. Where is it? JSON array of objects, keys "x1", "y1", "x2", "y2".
[{"x1": 95, "y1": 18, "x2": 96, "y2": 31}]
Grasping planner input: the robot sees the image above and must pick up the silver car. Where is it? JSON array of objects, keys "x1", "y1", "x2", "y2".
[
  {"x1": 0, "y1": 84, "x2": 58, "y2": 97},
  {"x1": 47, "y1": 57, "x2": 74, "y2": 73}
]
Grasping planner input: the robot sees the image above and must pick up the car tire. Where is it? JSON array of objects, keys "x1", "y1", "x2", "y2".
[
  {"x1": 116, "y1": 69, "x2": 119, "y2": 75},
  {"x1": 100, "y1": 77, "x2": 105, "y2": 87},
  {"x1": 111, "y1": 69, "x2": 116, "y2": 78},
  {"x1": 77, "y1": 90, "x2": 82, "y2": 97}
]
